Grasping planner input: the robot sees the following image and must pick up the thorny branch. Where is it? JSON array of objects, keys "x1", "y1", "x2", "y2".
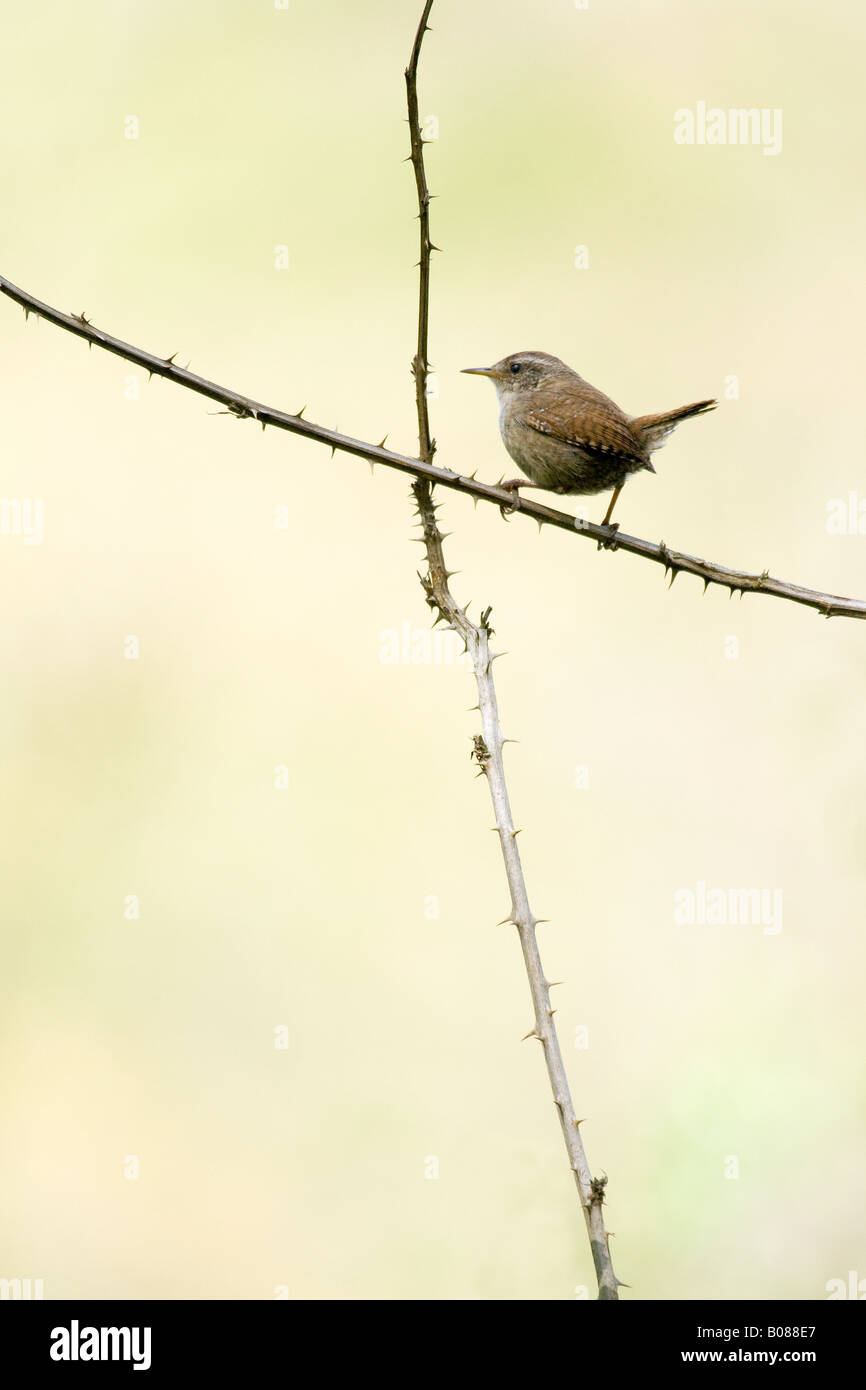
[
  {"x1": 405, "y1": 3, "x2": 619, "y2": 1298},
  {"x1": 405, "y1": 1, "x2": 436, "y2": 469},
  {"x1": 1, "y1": 270, "x2": 864, "y2": 621}
]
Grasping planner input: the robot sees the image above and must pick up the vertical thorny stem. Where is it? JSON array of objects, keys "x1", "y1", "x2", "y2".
[
  {"x1": 405, "y1": 0, "x2": 436, "y2": 469},
  {"x1": 405, "y1": 3, "x2": 620, "y2": 1298}
]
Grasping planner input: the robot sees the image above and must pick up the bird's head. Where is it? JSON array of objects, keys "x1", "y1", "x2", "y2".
[{"x1": 461, "y1": 351, "x2": 571, "y2": 398}]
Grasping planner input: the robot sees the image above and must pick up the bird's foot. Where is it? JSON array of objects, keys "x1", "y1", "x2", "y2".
[
  {"x1": 597, "y1": 521, "x2": 620, "y2": 552},
  {"x1": 498, "y1": 478, "x2": 530, "y2": 519}
]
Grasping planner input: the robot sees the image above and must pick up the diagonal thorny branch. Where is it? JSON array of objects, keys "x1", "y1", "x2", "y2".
[
  {"x1": 0, "y1": 270, "x2": 864, "y2": 621},
  {"x1": 405, "y1": 2, "x2": 619, "y2": 1298}
]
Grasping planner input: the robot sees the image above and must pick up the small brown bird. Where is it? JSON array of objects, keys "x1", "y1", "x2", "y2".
[{"x1": 463, "y1": 351, "x2": 716, "y2": 528}]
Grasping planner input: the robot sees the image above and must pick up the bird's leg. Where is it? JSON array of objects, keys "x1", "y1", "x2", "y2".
[
  {"x1": 498, "y1": 477, "x2": 544, "y2": 519},
  {"x1": 500, "y1": 477, "x2": 544, "y2": 495},
  {"x1": 601, "y1": 485, "x2": 622, "y2": 528},
  {"x1": 598, "y1": 485, "x2": 623, "y2": 550}
]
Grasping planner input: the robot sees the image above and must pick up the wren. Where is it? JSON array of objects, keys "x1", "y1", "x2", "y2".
[{"x1": 463, "y1": 351, "x2": 716, "y2": 528}]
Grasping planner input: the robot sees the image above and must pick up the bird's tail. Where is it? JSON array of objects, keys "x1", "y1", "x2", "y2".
[{"x1": 631, "y1": 398, "x2": 716, "y2": 453}]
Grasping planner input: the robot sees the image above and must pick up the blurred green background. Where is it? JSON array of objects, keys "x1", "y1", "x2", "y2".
[{"x1": 1, "y1": 0, "x2": 864, "y2": 1300}]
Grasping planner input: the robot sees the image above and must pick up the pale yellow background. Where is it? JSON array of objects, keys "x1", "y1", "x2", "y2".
[{"x1": 1, "y1": 0, "x2": 864, "y2": 1300}]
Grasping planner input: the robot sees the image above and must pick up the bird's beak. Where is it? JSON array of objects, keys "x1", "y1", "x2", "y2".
[{"x1": 461, "y1": 366, "x2": 499, "y2": 378}]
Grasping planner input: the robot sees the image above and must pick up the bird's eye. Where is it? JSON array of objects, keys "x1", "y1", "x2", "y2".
[{"x1": 510, "y1": 362, "x2": 521, "y2": 374}]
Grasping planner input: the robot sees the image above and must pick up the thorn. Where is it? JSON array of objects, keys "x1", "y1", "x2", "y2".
[
  {"x1": 164, "y1": 352, "x2": 179, "y2": 365},
  {"x1": 296, "y1": 405, "x2": 307, "y2": 419},
  {"x1": 496, "y1": 916, "x2": 515, "y2": 927},
  {"x1": 379, "y1": 435, "x2": 389, "y2": 448},
  {"x1": 521, "y1": 1030, "x2": 542, "y2": 1043}
]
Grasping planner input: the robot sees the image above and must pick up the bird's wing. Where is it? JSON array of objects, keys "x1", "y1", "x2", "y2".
[{"x1": 522, "y1": 402, "x2": 648, "y2": 470}]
